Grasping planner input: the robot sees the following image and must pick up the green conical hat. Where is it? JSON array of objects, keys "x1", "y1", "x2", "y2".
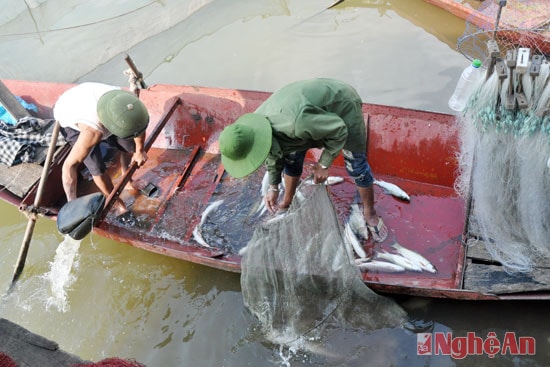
[
  {"x1": 219, "y1": 113, "x2": 272, "y2": 178},
  {"x1": 97, "y1": 90, "x2": 149, "y2": 138}
]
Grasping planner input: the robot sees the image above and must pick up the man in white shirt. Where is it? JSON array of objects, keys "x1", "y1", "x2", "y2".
[{"x1": 54, "y1": 82, "x2": 149, "y2": 216}]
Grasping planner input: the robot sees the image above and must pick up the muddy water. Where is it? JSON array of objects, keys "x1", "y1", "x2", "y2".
[{"x1": 0, "y1": 1, "x2": 549, "y2": 366}]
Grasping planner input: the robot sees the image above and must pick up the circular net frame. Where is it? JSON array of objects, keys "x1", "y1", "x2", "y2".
[
  {"x1": 458, "y1": 27, "x2": 549, "y2": 66},
  {"x1": 456, "y1": 0, "x2": 549, "y2": 65}
]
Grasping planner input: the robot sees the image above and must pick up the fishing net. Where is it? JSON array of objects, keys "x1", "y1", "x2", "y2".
[
  {"x1": 455, "y1": 29, "x2": 550, "y2": 272},
  {"x1": 457, "y1": 0, "x2": 549, "y2": 63},
  {"x1": 240, "y1": 183, "x2": 406, "y2": 352},
  {"x1": 458, "y1": 27, "x2": 549, "y2": 65}
]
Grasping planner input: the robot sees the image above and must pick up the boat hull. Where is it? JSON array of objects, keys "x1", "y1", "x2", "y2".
[{"x1": 1, "y1": 79, "x2": 548, "y2": 301}]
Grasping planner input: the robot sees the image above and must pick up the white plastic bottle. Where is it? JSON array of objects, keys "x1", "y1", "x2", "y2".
[{"x1": 448, "y1": 59, "x2": 483, "y2": 112}]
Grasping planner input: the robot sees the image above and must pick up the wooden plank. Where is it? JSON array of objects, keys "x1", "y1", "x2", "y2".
[
  {"x1": 464, "y1": 263, "x2": 550, "y2": 294},
  {"x1": 466, "y1": 239, "x2": 550, "y2": 268},
  {"x1": 0, "y1": 163, "x2": 43, "y2": 198},
  {"x1": 466, "y1": 239, "x2": 498, "y2": 263},
  {"x1": 465, "y1": 230, "x2": 550, "y2": 294}
]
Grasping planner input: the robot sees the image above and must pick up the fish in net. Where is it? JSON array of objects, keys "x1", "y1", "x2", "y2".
[{"x1": 240, "y1": 182, "x2": 407, "y2": 352}]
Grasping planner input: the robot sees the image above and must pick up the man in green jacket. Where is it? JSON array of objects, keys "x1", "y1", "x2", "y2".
[{"x1": 218, "y1": 78, "x2": 387, "y2": 242}]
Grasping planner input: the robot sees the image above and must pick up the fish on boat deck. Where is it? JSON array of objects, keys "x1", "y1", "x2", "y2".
[
  {"x1": 192, "y1": 199, "x2": 224, "y2": 248},
  {"x1": 355, "y1": 258, "x2": 405, "y2": 273},
  {"x1": 303, "y1": 176, "x2": 345, "y2": 186},
  {"x1": 355, "y1": 241, "x2": 438, "y2": 274},
  {"x1": 391, "y1": 242, "x2": 437, "y2": 273},
  {"x1": 373, "y1": 179, "x2": 410, "y2": 202},
  {"x1": 348, "y1": 203, "x2": 369, "y2": 240},
  {"x1": 376, "y1": 251, "x2": 423, "y2": 272},
  {"x1": 343, "y1": 221, "x2": 367, "y2": 259}
]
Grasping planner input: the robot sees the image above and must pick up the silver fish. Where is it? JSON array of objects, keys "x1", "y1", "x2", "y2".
[
  {"x1": 342, "y1": 228, "x2": 355, "y2": 262},
  {"x1": 373, "y1": 179, "x2": 410, "y2": 201},
  {"x1": 353, "y1": 257, "x2": 373, "y2": 266},
  {"x1": 304, "y1": 176, "x2": 344, "y2": 186},
  {"x1": 256, "y1": 201, "x2": 268, "y2": 217},
  {"x1": 392, "y1": 242, "x2": 437, "y2": 273},
  {"x1": 256, "y1": 172, "x2": 282, "y2": 216},
  {"x1": 192, "y1": 199, "x2": 224, "y2": 248},
  {"x1": 260, "y1": 171, "x2": 270, "y2": 196},
  {"x1": 344, "y1": 221, "x2": 367, "y2": 259},
  {"x1": 192, "y1": 226, "x2": 211, "y2": 248},
  {"x1": 200, "y1": 199, "x2": 224, "y2": 225},
  {"x1": 252, "y1": 172, "x2": 270, "y2": 216},
  {"x1": 356, "y1": 259, "x2": 406, "y2": 273},
  {"x1": 376, "y1": 251, "x2": 422, "y2": 272},
  {"x1": 294, "y1": 189, "x2": 306, "y2": 203},
  {"x1": 348, "y1": 203, "x2": 369, "y2": 240}
]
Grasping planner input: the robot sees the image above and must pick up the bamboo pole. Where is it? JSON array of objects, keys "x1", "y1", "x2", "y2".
[{"x1": 10, "y1": 121, "x2": 61, "y2": 288}]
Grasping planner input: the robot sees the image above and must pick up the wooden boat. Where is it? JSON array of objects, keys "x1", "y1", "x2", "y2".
[
  {"x1": 425, "y1": 0, "x2": 550, "y2": 54},
  {"x1": 1, "y1": 78, "x2": 549, "y2": 301}
]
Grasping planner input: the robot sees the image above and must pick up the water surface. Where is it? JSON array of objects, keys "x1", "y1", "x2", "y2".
[{"x1": 1, "y1": 1, "x2": 549, "y2": 366}]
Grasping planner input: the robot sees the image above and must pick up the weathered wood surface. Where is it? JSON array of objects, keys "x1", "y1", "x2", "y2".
[
  {"x1": 467, "y1": 239, "x2": 550, "y2": 268},
  {"x1": 464, "y1": 239, "x2": 550, "y2": 294},
  {"x1": 0, "y1": 318, "x2": 88, "y2": 366},
  {"x1": 464, "y1": 262, "x2": 550, "y2": 294},
  {"x1": 0, "y1": 163, "x2": 43, "y2": 198}
]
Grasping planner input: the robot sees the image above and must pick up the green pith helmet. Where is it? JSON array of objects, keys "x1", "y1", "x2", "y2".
[
  {"x1": 97, "y1": 90, "x2": 149, "y2": 138},
  {"x1": 219, "y1": 113, "x2": 272, "y2": 178}
]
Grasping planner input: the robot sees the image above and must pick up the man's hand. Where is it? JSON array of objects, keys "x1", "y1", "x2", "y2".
[
  {"x1": 311, "y1": 163, "x2": 329, "y2": 184},
  {"x1": 131, "y1": 150, "x2": 148, "y2": 167},
  {"x1": 265, "y1": 186, "x2": 280, "y2": 214},
  {"x1": 132, "y1": 132, "x2": 147, "y2": 167}
]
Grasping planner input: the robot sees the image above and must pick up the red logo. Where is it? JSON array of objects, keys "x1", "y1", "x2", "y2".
[
  {"x1": 417, "y1": 332, "x2": 536, "y2": 359},
  {"x1": 417, "y1": 333, "x2": 432, "y2": 355}
]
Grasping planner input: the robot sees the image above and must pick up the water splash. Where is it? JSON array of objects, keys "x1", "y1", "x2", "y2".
[{"x1": 43, "y1": 235, "x2": 82, "y2": 312}]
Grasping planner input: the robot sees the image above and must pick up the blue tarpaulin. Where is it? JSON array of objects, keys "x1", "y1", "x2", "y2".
[{"x1": 0, "y1": 96, "x2": 38, "y2": 125}]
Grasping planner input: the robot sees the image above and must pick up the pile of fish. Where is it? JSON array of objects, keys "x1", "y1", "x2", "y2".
[
  {"x1": 193, "y1": 173, "x2": 426, "y2": 274},
  {"x1": 343, "y1": 199, "x2": 437, "y2": 274},
  {"x1": 353, "y1": 243, "x2": 437, "y2": 274}
]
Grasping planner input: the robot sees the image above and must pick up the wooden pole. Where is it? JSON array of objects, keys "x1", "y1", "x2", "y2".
[
  {"x1": 96, "y1": 97, "x2": 182, "y2": 223},
  {"x1": 10, "y1": 121, "x2": 61, "y2": 288}
]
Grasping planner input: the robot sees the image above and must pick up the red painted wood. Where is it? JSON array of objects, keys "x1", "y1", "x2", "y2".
[{"x1": 2, "y1": 79, "x2": 545, "y2": 300}]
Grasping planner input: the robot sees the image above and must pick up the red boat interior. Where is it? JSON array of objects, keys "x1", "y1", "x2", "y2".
[{"x1": 5, "y1": 80, "x2": 467, "y2": 297}]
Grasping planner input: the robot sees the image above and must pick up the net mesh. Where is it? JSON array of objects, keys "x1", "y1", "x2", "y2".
[
  {"x1": 458, "y1": 27, "x2": 549, "y2": 64},
  {"x1": 240, "y1": 183, "x2": 406, "y2": 350},
  {"x1": 457, "y1": 0, "x2": 549, "y2": 63},
  {"x1": 455, "y1": 47, "x2": 550, "y2": 273}
]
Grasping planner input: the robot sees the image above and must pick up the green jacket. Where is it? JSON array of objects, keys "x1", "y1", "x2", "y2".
[{"x1": 255, "y1": 78, "x2": 366, "y2": 185}]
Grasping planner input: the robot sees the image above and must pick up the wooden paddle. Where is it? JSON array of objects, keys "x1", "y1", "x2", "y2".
[{"x1": 10, "y1": 121, "x2": 61, "y2": 288}]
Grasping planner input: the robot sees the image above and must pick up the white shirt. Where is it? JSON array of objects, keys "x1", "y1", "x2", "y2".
[{"x1": 53, "y1": 82, "x2": 120, "y2": 139}]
